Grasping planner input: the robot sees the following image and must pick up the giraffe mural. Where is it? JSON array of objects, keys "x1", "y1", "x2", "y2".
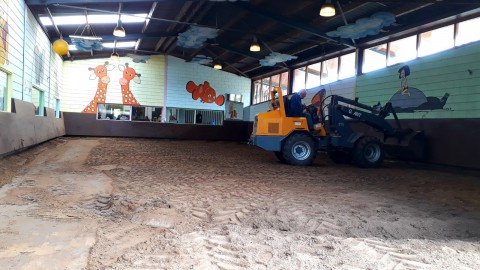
[
  {"x1": 119, "y1": 63, "x2": 140, "y2": 105},
  {"x1": 0, "y1": 0, "x2": 9, "y2": 65},
  {"x1": 82, "y1": 61, "x2": 115, "y2": 113}
]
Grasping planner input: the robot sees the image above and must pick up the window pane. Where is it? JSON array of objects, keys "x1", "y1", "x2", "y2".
[
  {"x1": 271, "y1": 74, "x2": 280, "y2": 88},
  {"x1": 362, "y1": 44, "x2": 387, "y2": 73},
  {"x1": 306, "y1": 63, "x2": 321, "y2": 90},
  {"x1": 253, "y1": 80, "x2": 261, "y2": 104},
  {"x1": 98, "y1": 104, "x2": 131, "y2": 120},
  {"x1": 261, "y1": 78, "x2": 270, "y2": 102},
  {"x1": 339, "y1": 52, "x2": 356, "y2": 79},
  {"x1": 0, "y1": 70, "x2": 6, "y2": 111},
  {"x1": 456, "y1": 17, "x2": 480, "y2": 46},
  {"x1": 388, "y1": 36, "x2": 417, "y2": 66},
  {"x1": 321, "y1": 58, "x2": 338, "y2": 84},
  {"x1": 419, "y1": 25, "x2": 454, "y2": 57},
  {"x1": 280, "y1": 71, "x2": 289, "y2": 95},
  {"x1": 55, "y1": 99, "x2": 60, "y2": 118},
  {"x1": 292, "y1": 67, "x2": 306, "y2": 93},
  {"x1": 32, "y1": 88, "x2": 45, "y2": 116}
]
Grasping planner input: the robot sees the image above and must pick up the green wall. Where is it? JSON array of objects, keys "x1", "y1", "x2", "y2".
[{"x1": 356, "y1": 41, "x2": 480, "y2": 119}]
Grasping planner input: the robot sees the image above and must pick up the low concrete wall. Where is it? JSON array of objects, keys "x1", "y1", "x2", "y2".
[
  {"x1": 0, "y1": 99, "x2": 65, "y2": 156},
  {"x1": 64, "y1": 112, "x2": 253, "y2": 142},
  {"x1": 350, "y1": 118, "x2": 480, "y2": 169},
  {"x1": 61, "y1": 112, "x2": 480, "y2": 169}
]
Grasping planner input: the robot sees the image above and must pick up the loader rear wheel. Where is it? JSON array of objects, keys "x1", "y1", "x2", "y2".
[
  {"x1": 274, "y1": 151, "x2": 286, "y2": 163},
  {"x1": 282, "y1": 133, "x2": 316, "y2": 166},
  {"x1": 327, "y1": 150, "x2": 352, "y2": 164},
  {"x1": 352, "y1": 136, "x2": 384, "y2": 168}
]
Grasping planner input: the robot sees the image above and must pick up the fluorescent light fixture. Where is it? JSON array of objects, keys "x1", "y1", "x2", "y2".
[
  {"x1": 320, "y1": 0, "x2": 336, "y2": 17},
  {"x1": 41, "y1": 15, "x2": 86, "y2": 26},
  {"x1": 213, "y1": 63, "x2": 222, "y2": 70},
  {"x1": 87, "y1": 14, "x2": 120, "y2": 24},
  {"x1": 69, "y1": 35, "x2": 102, "y2": 40},
  {"x1": 121, "y1": 14, "x2": 148, "y2": 23},
  {"x1": 39, "y1": 13, "x2": 147, "y2": 26},
  {"x1": 68, "y1": 45, "x2": 77, "y2": 51},
  {"x1": 103, "y1": 41, "x2": 136, "y2": 48},
  {"x1": 39, "y1": 17, "x2": 53, "y2": 26}
]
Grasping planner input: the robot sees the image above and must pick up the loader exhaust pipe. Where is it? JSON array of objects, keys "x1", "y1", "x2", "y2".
[{"x1": 384, "y1": 131, "x2": 425, "y2": 161}]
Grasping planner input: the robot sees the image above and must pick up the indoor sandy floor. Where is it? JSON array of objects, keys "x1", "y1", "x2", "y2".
[{"x1": 0, "y1": 137, "x2": 479, "y2": 270}]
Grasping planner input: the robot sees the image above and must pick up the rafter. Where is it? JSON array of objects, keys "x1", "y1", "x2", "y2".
[{"x1": 230, "y1": 1, "x2": 354, "y2": 48}]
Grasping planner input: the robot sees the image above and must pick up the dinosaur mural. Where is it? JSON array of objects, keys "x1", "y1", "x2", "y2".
[
  {"x1": 186, "y1": 81, "x2": 225, "y2": 106},
  {"x1": 379, "y1": 65, "x2": 450, "y2": 113}
]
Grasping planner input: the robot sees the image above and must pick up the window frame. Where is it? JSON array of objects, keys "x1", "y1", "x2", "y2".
[{"x1": 0, "y1": 67, "x2": 13, "y2": 113}]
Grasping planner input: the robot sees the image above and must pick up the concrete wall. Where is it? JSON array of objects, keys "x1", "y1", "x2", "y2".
[
  {"x1": 0, "y1": 99, "x2": 65, "y2": 156},
  {"x1": 63, "y1": 112, "x2": 252, "y2": 142},
  {"x1": 351, "y1": 118, "x2": 480, "y2": 169},
  {"x1": 0, "y1": 0, "x2": 64, "y2": 156}
]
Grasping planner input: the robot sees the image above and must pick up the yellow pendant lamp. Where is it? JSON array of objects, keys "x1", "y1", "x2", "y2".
[{"x1": 52, "y1": 39, "x2": 69, "y2": 55}]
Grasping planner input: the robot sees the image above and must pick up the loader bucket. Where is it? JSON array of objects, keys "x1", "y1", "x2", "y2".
[{"x1": 384, "y1": 131, "x2": 425, "y2": 161}]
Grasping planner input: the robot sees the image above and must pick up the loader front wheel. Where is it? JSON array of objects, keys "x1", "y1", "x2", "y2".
[
  {"x1": 282, "y1": 133, "x2": 316, "y2": 166},
  {"x1": 352, "y1": 136, "x2": 384, "y2": 168}
]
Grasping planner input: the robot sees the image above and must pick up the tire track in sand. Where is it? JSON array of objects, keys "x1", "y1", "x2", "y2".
[{"x1": 345, "y1": 238, "x2": 430, "y2": 270}]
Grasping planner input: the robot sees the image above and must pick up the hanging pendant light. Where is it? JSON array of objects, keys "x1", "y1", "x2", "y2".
[
  {"x1": 53, "y1": 38, "x2": 69, "y2": 55},
  {"x1": 113, "y1": 19, "x2": 126, "y2": 37},
  {"x1": 320, "y1": 0, "x2": 336, "y2": 17},
  {"x1": 213, "y1": 63, "x2": 222, "y2": 70},
  {"x1": 250, "y1": 37, "x2": 261, "y2": 52},
  {"x1": 110, "y1": 51, "x2": 120, "y2": 59}
]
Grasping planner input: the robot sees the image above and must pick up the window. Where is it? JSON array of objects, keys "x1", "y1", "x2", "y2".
[
  {"x1": 418, "y1": 25, "x2": 454, "y2": 57},
  {"x1": 339, "y1": 52, "x2": 356, "y2": 79},
  {"x1": 252, "y1": 72, "x2": 289, "y2": 104},
  {"x1": 132, "y1": 106, "x2": 162, "y2": 122},
  {"x1": 293, "y1": 67, "x2": 306, "y2": 93},
  {"x1": 270, "y1": 74, "x2": 280, "y2": 98},
  {"x1": 227, "y1": 94, "x2": 243, "y2": 103},
  {"x1": 261, "y1": 78, "x2": 270, "y2": 102},
  {"x1": 270, "y1": 74, "x2": 280, "y2": 89},
  {"x1": 456, "y1": 17, "x2": 480, "y2": 46},
  {"x1": 279, "y1": 71, "x2": 289, "y2": 95},
  {"x1": 253, "y1": 80, "x2": 262, "y2": 104},
  {"x1": 0, "y1": 70, "x2": 7, "y2": 112},
  {"x1": 363, "y1": 44, "x2": 387, "y2": 73},
  {"x1": 32, "y1": 86, "x2": 45, "y2": 116},
  {"x1": 167, "y1": 107, "x2": 224, "y2": 125},
  {"x1": 388, "y1": 36, "x2": 417, "y2": 66},
  {"x1": 97, "y1": 104, "x2": 131, "y2": 120},
  {"x1": 55, "y1": 98, "x2": 61, "y2": 118},
  {"x1": 306, "y1": 63, "x2": 321, "y2": 90},
  {"x1": 321, "y1": 58, "x2": 339, "y2": 84}
]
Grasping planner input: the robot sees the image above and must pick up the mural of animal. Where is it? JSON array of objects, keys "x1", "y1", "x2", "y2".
[
  {"x1": 119, "y1": 63, "x2": 140, "y2": 105},
  {"x1": 186, "y1": 81, "x2": 225, "y2": 106},
  {"x1": 381, "y1": 65, "x2": 450, "y2": 113},
  {"x1": 82, "y1": 61, "x2": 115, "y2": 114},
  {"x1": 0, "y1": 0, "x2": 9, "y2": 65}
]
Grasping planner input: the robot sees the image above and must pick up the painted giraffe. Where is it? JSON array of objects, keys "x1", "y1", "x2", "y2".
[
  {"x1": 0, "y1": 0, "x2": 9, "y2": 65},
  {"x1": 119, "y1": 63, "x2": 141, "y2": 105},
  {"x1": 82, "y1": 61, "x2": 115, "y2": 113}
]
